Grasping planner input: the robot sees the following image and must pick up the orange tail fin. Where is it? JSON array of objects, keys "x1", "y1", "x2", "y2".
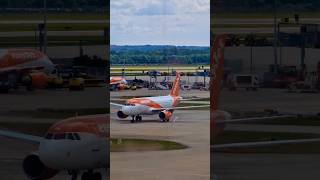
[
  {"x1": 170, "y1": 72, "x2": 181, "y2": 97},
  {"x1": 211, "y1": 35, "x2": 227, "y2": 111}
]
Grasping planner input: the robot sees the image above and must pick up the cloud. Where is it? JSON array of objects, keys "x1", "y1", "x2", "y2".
[{"x1": 110, "y1": 0, "x2": 210, "y2": 46}]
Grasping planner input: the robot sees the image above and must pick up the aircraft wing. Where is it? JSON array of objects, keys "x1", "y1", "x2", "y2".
[
  {"x1": 0, "y1": 129, "x2": 43, "y2": 143},
  {"x1": 110, "y1": 102, "x2": 125, "y2": 107},
  {"x1": 0, "y1": 65, "x2": 44, "y2": 74},
  {"x1": 151, "y1": 105, "x2": 210, "y2": 112},
  {"x1": 180, "y1": 97, "x2": 209, "y2": 101},
  {"x1": 216, "y1": 115, "x2": 296, "y2": 124},
  {"x1": 212, "y1": 138, "x2": 320, "y2": 149}
]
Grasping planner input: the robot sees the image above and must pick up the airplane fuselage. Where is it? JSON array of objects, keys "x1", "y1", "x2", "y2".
[{"x1": 121, "y1": 95, "x2": 180, "y2": 116}]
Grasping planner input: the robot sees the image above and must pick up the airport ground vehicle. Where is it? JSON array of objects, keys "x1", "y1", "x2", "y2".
[
  {"x1": 229, "y1": 74, "x2": 259, "y2": 91},
  {"x1": 111, "y1": 73, "x2": 209, "y2": 123},
  {"x1": 0, "y1": 114, "x2": 109, "y2": 180},
  {"x1": 69, "y1": 77, "x2": 85, "y2": 90}
]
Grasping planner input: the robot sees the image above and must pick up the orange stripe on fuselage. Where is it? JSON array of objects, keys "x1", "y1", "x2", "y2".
[
  {"x1": 127, "y1": 98, "x2": 163, "y2": 109},
  {"x1": 47, "y1": 114, "x2": 109, "y2": 138}
]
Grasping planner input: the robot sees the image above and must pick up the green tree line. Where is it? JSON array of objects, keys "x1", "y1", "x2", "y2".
[{"x1": 110, "y1": 46, "x2": 210, "y2": 65}]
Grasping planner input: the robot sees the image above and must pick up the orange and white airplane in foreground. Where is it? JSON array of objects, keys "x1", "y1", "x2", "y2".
[
  {"x1": 110, "y1": 76, "x2": 128, "y2": 90},
  {"x1": 0, "y1": 114, "x2": 109, "y2": 180},
  {"x1": 210, "y1": 35, "x2": 320, "y2": 151},
  {"x1": 0, "y1": 48, "x2": 56, "y2": 92},
  {"x1": 111, "y1": 73, "x2": 209, "y2": 123}
]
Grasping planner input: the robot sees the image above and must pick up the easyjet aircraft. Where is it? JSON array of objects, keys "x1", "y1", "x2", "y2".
[
  {"x1": 0, "y1": 114, "x2": 109, "y2": 180},
  {"x1": 0, "y1": 48, "x2": 56, "y2": 92},
  {"x1": 110, "y1": 76, "x2": 128, "y2": 90},
  {"x1": 111, "y1": 73, "x2": 209, "y2": 123},
  {"x1": 210, "y1": 35, "x2": 320, "y2": 150}
]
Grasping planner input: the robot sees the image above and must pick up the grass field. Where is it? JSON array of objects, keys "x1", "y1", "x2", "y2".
[
  {"x1": 213, "y1": 130, "x2": 320, "y2": 154},
  {"x1": 0, "y1": 23, "x2": 108, "y2": 32},
  {"x1": 212, "y1": 11, "x2": 320, "y2": 18},
  {"x1": 111, "y1": 65, "x2": 210, "y2": 75},
  {"x1": 233, "y1": 116, "x2": 320, "y2": 126},
  {"x1": 111, "y1": 138, "x2": 187, "y2": 152},
  {"x1": 0, "y1": 12, "x2": 108, "y2": 21},
  {"x1": 5, "y1": 108, "x2": 109, "y2": 119},
  {"x1": 0, "y1": 36, "x2": 107, "y2": 47}
]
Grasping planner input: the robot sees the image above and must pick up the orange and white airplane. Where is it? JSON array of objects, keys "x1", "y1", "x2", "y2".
[
  {"x1": 0, "y1": 48, "x2": 56, "y2": 92},
  {"x1": 210, "y1": 34, "x2": 320, "y2": 150},
  {"x1": 0, "y1": 114, "x2": 109, "y2": 180},
  {"x1": 110, "y1": 76, "x2": 128, "y2": 90},
  {"x1": 111, "y1": 73, "x2": 209, "y2": 123}
]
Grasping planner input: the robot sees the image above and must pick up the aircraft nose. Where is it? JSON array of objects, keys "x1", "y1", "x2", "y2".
[{"x1": 38, "y1": 141, "x2": 68, "y2": 169}]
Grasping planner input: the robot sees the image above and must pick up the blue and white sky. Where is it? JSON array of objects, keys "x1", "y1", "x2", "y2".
[{"x1": 110, "y1": 0, "x2": 210, "y2": 46}]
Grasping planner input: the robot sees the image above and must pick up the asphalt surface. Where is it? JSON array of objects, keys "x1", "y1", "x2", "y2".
[{"x1": 110, "y1": 88, "x2": 210, "y2": 180}]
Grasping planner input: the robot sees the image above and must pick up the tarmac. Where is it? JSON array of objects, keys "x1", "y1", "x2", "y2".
[
  {"x1": 1, "y1": 85, "x2": 320, "y2": 180},
  {"x1": 110, "y1": 88, "x2": 210, "y2": 180}
]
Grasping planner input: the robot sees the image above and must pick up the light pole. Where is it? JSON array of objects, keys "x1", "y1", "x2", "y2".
[
  {"x1": 43, "y1": 0, "x2": 47, "y2": 53},
  {"x1": 273, "y1": 0, "x2": 278, "y2": 73}
]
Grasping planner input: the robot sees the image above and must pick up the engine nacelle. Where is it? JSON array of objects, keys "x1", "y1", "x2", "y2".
[
  {"x1": 23, "y1": 154, "x2": 58, "y2": 180},
  {"x1": 29, "y1": 72, "x2": 49, "y2": 88},
  {"x1": 118, "y1": 84, "x2": 126, "y2": 90},
  {"x1": 159, "y1": 110, "x2": 173, "y2": 121},
  {"x1": 23, "y1": 72, "x2": 49, "y2": 89},
  {"x1": 117, "y1": 111, "x2": 128, "y2": 119}
]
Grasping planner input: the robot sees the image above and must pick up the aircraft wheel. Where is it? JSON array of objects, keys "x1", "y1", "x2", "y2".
[
  {"x1": 93, "y1": 172, "x2": 102, "y2": 180},
  {"x1": 131, "y1": 116, "x2": 135, "y2": 123},
  {"x1": 81, "y1": 172, "x2": 90, "y2": 180},
  {"x1": 136, "y1": 115, "x2": 142, "y2": 122}
]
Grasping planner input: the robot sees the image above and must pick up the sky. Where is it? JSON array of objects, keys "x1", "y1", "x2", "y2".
[{"x1": 110, "y1": 0, "x2": 210, "y2": 46}]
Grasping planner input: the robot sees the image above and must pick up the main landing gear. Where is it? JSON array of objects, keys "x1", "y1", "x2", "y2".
[
  {"x1": 131, "y1": 115, "x2": 142, "y2": 123},
  {"x1": 69, "y1": 170, "x2": 102, "y2": 180}
]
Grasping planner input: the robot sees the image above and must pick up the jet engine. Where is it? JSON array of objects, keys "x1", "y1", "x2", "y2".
[
  {"x1": 159, "y1": 110, "x2": 173, "y2": 121},
  {"x1": 117, "y1": 111, "x2": 128, "y2": 119},
  {"x1": 118, "y1": 84, "x2": 126, "y2": 90},
  {"x1": 29, "y1": 72, "x2": 49, "y2": 88},
  {"x1": 23, "y1": 154, "x2": 58, "y2": 180},
  {"x1": 22, "y1": 72, "x2": 49, "y2": 89}
]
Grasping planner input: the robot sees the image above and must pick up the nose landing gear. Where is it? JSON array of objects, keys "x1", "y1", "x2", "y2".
[
  {"x1": 81, "y1": 171, "x2": 102, "y2": 180},
  {"x1": 131, "y1": 115, "x2": 142, "y2": 123}
]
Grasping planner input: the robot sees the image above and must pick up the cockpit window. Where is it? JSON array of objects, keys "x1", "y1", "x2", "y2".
[
  {"x1": 67, "y1": 133, "x2": 75, "y2": 140},
  {"x1": 45, "y1": 133, "x2": 53, "y2": 139},
  {"x1": 45, "y1": 132, "x2": 80, "y2": 140},
  {"x1": 73, "y1": 133, "x2": 81, "y2": 140},
  {"x1": 124, "y1": 103, "x2": 135, "y2": 106}
]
